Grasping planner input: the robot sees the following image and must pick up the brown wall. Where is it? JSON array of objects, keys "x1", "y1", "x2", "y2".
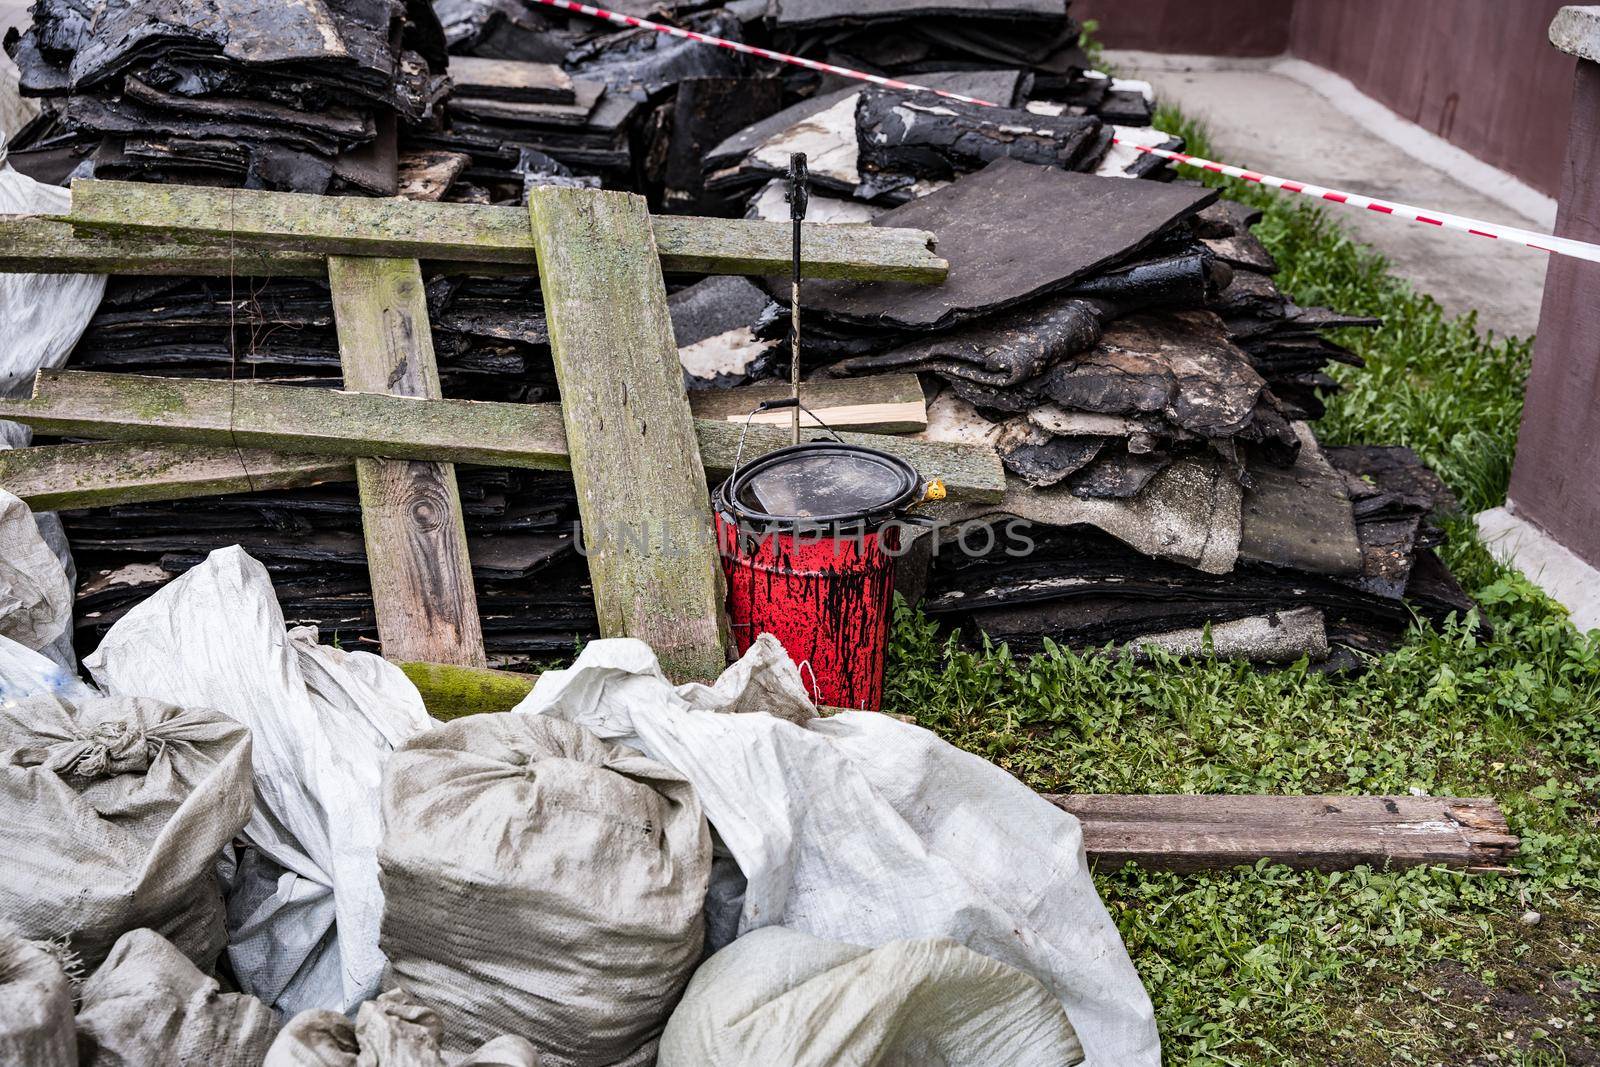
[
  {"x1": 1507, "y1": 59, "x2": 1600, "y2": 568},
  {"x1": 1079, "y1": 0, "x2": 1293, "y2": 57},
  {"x1": 1289, "y1": 1, "x2": 1573, "y2": 197},
  {"x1": 1082, "y1": 0, "x2": 1575, "y2": 197}
]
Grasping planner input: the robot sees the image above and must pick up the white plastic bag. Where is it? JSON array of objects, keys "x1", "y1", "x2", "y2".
[
  {"x1": 84, "y1": 545, "x2": 437, "y2": 1016},
  {"x1": 0, "y1": 691, "x2": 253, "y2": 973},
  {"x1": 0, "y1": 488, "x2": 73, "y2": 656},
  {"x1": 0, "y1": 634, "x2": 93, "y2": 703},
  {"x1": 265, "y1": 990, "x2": 544, "y2": 1067},
  {"x1": 0, "y1": 152, "x2": 106, "y2": 398},
  {"x1": 75, "y1": 928, "x2": 281, "y2": 1067},
  {"x1": 0, "y1": 923, "x2": 75, "y2": 1067},
  {"x1": 517, "y1": 636, "x2": 1161, "y2": 1067},
  {"x1": 379, "y1": 713, "x2": 709, "y2": 1065},
  {"x1": 659, "y1": 926, "x2": 1084, "y2": 1066}
]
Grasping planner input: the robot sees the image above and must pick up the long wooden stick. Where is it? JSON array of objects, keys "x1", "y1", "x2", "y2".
[
  {"x1": 390, "y1": 657, "x2": 1523, "y2": 874},
  {"x1": 1049, "y1": 793, "x2": 1519, "y2": 873},
  {"x1": 60, "y1": 179, "x2": 949, "y2": 282},
  {"x1": 0, "y1": 370, "x2": 1006, "y2": 501}
]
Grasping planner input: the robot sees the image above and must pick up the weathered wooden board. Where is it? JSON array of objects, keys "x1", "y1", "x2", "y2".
[
  {"x1": 1050, "y1": 793, "x2": 1519, "y2": 873},
  {"x1": 694, "y1": 374, "x2": 927, "y2": 433},
  {"x1": 0, "y1": 441, "x2": 352, "y2": 510},
  {"x1": 0, "y1": 215, "x2": 329, "y2": 277},
  {"x1": 528, "y1": 186, "x2": 728, "y2": 683},
  {"x1": 697, "y1": 420, "x2": 1005, "y2": 498},
  {"x1": 0, "y1": 371, "x2": 1006, "y2": 501},
  {"x1": 0, "y1": 369, "x2": 573, "y2": 467},
  {"x1": 330, "y1": 255, "x2": 486, "y2": 667},
  {"x1": 446, "y1": 56, "x2": 574, "y2": 103},
  {"x1": 65, "y1": 180, "x2": 948, "y2": 282},
  {"x1": 397, "y1": 660, "x2": 542, "y2": 720}
]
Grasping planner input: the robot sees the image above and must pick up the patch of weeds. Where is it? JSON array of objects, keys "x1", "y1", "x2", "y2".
[{"x1": 882, "y1": 109, "x2": 1600, "y2": 1063}]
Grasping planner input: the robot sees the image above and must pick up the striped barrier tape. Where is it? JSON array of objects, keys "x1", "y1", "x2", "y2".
[{"x1": 529, "y1": 0, "x2": 1600, "y2": 264}]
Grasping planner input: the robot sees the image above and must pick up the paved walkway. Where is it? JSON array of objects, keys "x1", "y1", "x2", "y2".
[{"x1": 1107, "y1": 51, "x2": 1553, "y2": 340}]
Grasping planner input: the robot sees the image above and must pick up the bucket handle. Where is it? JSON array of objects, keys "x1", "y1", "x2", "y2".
[{"x1": 730, "y1": 396, "x2": 847, "y2": 479}]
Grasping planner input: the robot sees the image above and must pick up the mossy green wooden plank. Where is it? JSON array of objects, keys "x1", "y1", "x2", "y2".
[
  {"x1": 329, "y1": 255, "x2": 486, "y2": 668},
  {"x1": 0, "y1": 215, "x2": 327, "y2": 276},
  {"x1": 67, "y1": 179, "x2": 948, "y2": 282},
  {"x1": 528, "y1": 186, "x2": 729, "y2": 683},
  {"x1": 0, "y1": 370, "x2": 1004, "y2": 501},
  {"x1": 0, "y1": 441, "x2": 352, "y2": 510},
  {"x1": 397, "y1": 660, "x2": 538, "y2": 720},
  {"x1": 0, "y1": 369, "x2": 573, "y2": 467}
]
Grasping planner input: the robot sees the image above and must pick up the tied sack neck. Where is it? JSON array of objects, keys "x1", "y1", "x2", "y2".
[{"x1": 46, "y1": 720, "x2": 158, "y2": 779}]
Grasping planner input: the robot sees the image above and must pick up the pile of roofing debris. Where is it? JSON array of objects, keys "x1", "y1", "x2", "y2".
[{"x1": 1, "y1": 0, "x2": 1471, "y2": 669}]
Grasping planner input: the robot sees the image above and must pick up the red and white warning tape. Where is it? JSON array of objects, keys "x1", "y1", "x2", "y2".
[{"x1": 529, "y1": 0, "x2": 1600, "y2": 264}]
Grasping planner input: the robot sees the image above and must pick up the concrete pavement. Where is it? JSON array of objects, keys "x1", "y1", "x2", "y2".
[{"x1": 1107, "y1": 51, "x2": 1554, "y2": 340}]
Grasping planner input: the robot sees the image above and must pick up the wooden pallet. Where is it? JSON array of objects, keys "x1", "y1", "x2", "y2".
[
  {"x1": 0, "y1": 180, "x2": 1518, "y2": 872},
  {"x1": 0, "y1": 181, "x2": 977, "y2": 678}
]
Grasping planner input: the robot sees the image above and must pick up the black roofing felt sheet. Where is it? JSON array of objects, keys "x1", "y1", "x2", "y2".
[
  {"x1": 705, "y1": 69, "x2": 1028, "y2": 171},
  {"x1": 801, "y1": 158, "x2": 1218, "y2": 330}
]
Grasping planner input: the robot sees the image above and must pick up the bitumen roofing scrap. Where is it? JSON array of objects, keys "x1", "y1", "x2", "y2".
[
  {"x1": 0, "y1": 0, "x2": 1463, "y2": 666},
  {"x1": 5, "y1": 0, "x2": 449, "y2": 193}
]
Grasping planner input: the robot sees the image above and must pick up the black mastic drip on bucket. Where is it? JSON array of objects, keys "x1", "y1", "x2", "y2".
[
  {"x1": 715, "y1": 440, "x2": 923, "y2": 710},
  {"x1": 723, "y1": 441, "x2": 920, "y2": 526}
]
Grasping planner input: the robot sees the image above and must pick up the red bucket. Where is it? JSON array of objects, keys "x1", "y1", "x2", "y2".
[{"x1": 714, "y1": 441, "x2": 921, "y2": 711}]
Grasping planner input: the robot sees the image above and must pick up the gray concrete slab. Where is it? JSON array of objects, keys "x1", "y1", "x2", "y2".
[{"x1": 1106, "y1": 50, "x2": 1552, "y2": 339}]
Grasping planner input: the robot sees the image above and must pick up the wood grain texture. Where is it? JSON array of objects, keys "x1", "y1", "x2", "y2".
[
  {"x1": 0, "y1": 441, "x2": 352, "y2": 510},
  {"x1": 0, "y1": 370, "x2": 1005, "y2": 500},
  {"x1": 1050, "y1": 793, "x2": 1519, "y2": 872},
  {"x1": 691, "y1": 373, "x2": 928, "y2": 433},
  {"x1": 66, "y1": 179, "x2": 948, "y2": 282},
  {"x1": 0, "y1": 215, "x2": 328, "y2": 276},
  {"x1": 329, "y1": 255, "x2": 486, "y2": 667},
  {"x1": 528, "y1": 186, "x2": 728, "y2": 683}
]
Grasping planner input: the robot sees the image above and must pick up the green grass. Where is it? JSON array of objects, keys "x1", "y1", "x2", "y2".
[{"x1": 882, "y1": 110, "x2": 1600, "y2": 1064}]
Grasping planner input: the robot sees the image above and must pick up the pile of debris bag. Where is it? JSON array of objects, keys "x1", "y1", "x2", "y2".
[
  {"x1": 0, "y1": 510, "x2": 1162, "y2": 1064},
  {"x1": 0, "y1": 0, "x2": 1473, "y2": 670}
]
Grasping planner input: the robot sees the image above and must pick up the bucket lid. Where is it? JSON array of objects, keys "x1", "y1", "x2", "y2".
[{"x1": 723, "y1": 441, "x2": 920, "y2": 524}]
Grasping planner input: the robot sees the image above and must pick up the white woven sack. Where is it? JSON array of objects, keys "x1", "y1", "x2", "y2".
[
  {"x1": 659, "y1": 925, "x2": 1084, "y2": 1066},
  {"x1": 265, "y1": 990, "x2": 544, "y2": 1067},
  {"x1": 0, "y1": 691, "x2": 252, "y2": 974},
  {"x1": 75, "y1": 928, "x2": 280, "y2": 1067},
  {"x1": 0, "y1": 923, "x2": 75, "y2": 1067},
  {"x1": 85, "y1": 545, "x2": 437, "y2": 1015},
  {"x1": 518, "y1": 636, "x2": 1161, "y2": 1066},
  {"x1": 378, "y1": 713, "x2": 709, "y2": 1065}
]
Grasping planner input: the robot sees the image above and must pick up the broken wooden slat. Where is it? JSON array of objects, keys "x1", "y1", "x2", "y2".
[
  {"x1": 0, "y1": 216, "x2": 328, "y2": 277},
  {"x1": 1, "y1": 369, "x2": 573, "y2": 467},
  {"x1": 528, "y1": 186, "x2": 728, "y2": 683},
  {"x1": 0, "y1": 381, "x2": 933, "y2": 510},
  {"x1": 0, "y1": 441, "x2": 352, "y2": 510},
  {"x1": 695, "y1": 374, "x2": 927, "y2": 434},
  {"x1": 66, "y1": 179, "x2": 949, "y2": 282},
  {"x1": 329, "y1": 255, "x2": 486, "y2": 668},
  {"x1": 1049, "y1": 793, "x2": 1519, "y2": 873},
  {"x1": 0, "y1": 371, "x2": 1006, "y2": 501}
]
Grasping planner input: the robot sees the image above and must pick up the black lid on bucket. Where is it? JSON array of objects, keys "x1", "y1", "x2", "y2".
[{"x1": 721, "y1": 441, "x2": 920, "y2": 524}]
